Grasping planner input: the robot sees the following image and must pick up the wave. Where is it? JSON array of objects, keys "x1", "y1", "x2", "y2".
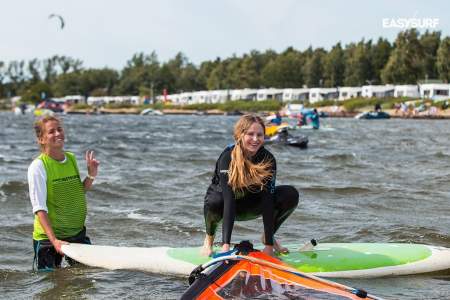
[
  {"x1": 319, "y1": 153, "x2": 357, "y2": 162},
  {"x1": 127, "y1": 211, "x2": 168, "y2": 223},
  {"x1": 0, "y1": 181, "x2": 28, "y2": 194},
  {"x1": 353, "y1": 225, "x2": 450, "y2": 246},
  {"x1": 386, "y1": 225, "x2": 450, "y2": 246},
  {"x1": 433, "y1": 151, "x2": 450, "y2": 159},
  {"x1": 301, "y1": 185, "x2": 372, "y2": 195}
]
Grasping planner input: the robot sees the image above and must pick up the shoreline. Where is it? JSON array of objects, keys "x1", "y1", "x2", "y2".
[
  {"x1": 314, "y1": 106, "x2": 450, "y2": 119},
  {"x1": 5, "y1": 107, "x2": 450, "y2": 119}
]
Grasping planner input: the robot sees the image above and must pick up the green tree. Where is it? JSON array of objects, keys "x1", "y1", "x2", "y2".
[
  {"x1": 57, "y1": 56, "x2": 83, "y2": 74},
  {"x1": 28, "y1": 59, "x2": 41, "y2": 84},
  {"x1": 370, "y1": 38, "x2": 392, "y2": 84},
  {"x1": 42, "y1": 56, "x2": 59, "y2": 84},
  {"x1": 239, "y1": 53, "x2": 261, "y2": 88},
  {"x1": 21, "y1": 81, "x2": 53, "y2": 104},
  {"x1": 224, "y1": 57, "x2": 239, "y2": 89},
  {"x1": 7, "y1": 60, "x2": 26, "y2": 96},
  {"x1": 251, "y1": 49, "x2": 277, "y2": 86},
  {"x1": 304, "y1": 48, "x2": 326, "y2": 87},
  {"x1": 164, "y1": 52, "x2": 199, "y2": 92},
  {"x1": 0, "y1": 61, "x2": 5, "y2": 98},
  {"x1": 90, "y1": 87, "x2": 108, "y2": 97},
  {"x1": 323, "y1": 43, "x2": 345, "y2": 87},
  {"x1": 53, "y1": 72, "x2": 83, "y2": 96},
  {"x1": 261, "y1": 50, "x2": 304, "y2": 88},
  {"x1": 197, "y1": 59, "x2": 219, "y2": 90},
  {"x1": 207, "y1": 62, "x2": 228, "y2": 90},
  {"x1": 344, "y1": 41, "x2": 372, "y2": 86},
  {"x1": 81, "y1": 68, "x2": 119, "y2": 96},
  {"x1": 437, "y1": 36, "x2": 450, "y2": 82},
  {"x1": 54, "y1": 68, "x2": 118, "y2": 97},
  {"x1": 157, "y1": 64, "x2": 177, "y2": 94},
  {"x1": 116, "y1": 52, "x2": 160, "y2": 95},
  {"x1": 420, "y1": 30, "x2": 441, "y2": 80},
  {"x1": 178, "y1": 63, "x2": 200, "y2": 91},
  {"x1": 381, "y1": 29, "x2": 425, "y2": 84}
]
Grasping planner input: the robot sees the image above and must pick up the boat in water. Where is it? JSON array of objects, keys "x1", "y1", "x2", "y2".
[
  {"x1": 265, "y1": 127, "x2": 308, "y2": 149},
  {"x1": 13, "y1": 104, "x2": 35, "y2": 115},
  {"x1": 34, "y1": 108, "x2": 55, "y2": 117},
  {"x1": 140, "y1": 108, "x2": 164, "y2": 115},
  {"x1": 265, "y1": 122, "x2": 290, "y2": 137},
  {"x1": 355, "y1": 111, "x2": 390, "y2": 119}
]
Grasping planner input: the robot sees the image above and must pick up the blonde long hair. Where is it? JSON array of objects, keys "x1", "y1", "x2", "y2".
[{"x1": 228, "y1": 114, "x2": 273, "y2": 193}]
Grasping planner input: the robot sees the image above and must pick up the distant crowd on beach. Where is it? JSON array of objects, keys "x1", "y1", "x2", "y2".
[{"x1": 392, "y1": 100, "x2": 449, "y2": 118}]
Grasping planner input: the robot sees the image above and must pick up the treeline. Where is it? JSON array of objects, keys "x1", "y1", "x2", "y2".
[{"x1": 0, "y1": 29, "x2": 449, "y2": 104}]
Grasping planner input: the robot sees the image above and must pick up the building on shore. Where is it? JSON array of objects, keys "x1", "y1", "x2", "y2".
[
  {"x1": 257, "y1": 88, "x2": 283, "y2": 101},
  {"x1": 362, "y1": 85, "x2": 395, "y2": 98},
  {"x1": 210, "y1": 90, "x2": 229, "y2": 103},
  {"x1": 45, "y1": 83, "x2": 450, "y2": 108},
  {"x1": 338, "y1": 87, "x2": 362, "y2": 101},
  {"x1": 87, "y1": 96, "x2": 140, "y2": 106},
  {"x1": 192, "y1": 91, "x2": 211, "y2": 104},
  {"x1": 419, "y1": 84, "x2": 450, "y2": 101},
  {"x1": 165, "y1": 93, "x2": 179, "y2": 104},
  {"x1": 282, "y1": 88, "x2": 309, "y2": 102},
  {"x1": 230, "y1": 89, "x2": 258, "y2": 101},
  {"x1": 394, "y1": 85, "x2": 420, "y2": 98},
  {"x1": 309, "y1": 88, "x2": 339, "y2": 103},
  {"x1": 63, "y1": 95, "x2": 86, "y2": 104}
]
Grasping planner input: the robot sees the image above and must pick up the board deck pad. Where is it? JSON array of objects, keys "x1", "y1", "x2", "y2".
[
  {"x1": 167, "y1": 243, "x2": 431, "y2": 272},
  {"x1": 62, "y1": 242, "x2": 450, "y2": 278}
]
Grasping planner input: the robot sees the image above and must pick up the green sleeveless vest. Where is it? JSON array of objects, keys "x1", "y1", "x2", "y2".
[{"x1": 33, "y1": 152, "x2": 87, "y2": 240}]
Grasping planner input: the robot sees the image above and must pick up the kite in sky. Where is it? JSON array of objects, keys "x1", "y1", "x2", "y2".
[{"x1": 48, "y1": 14, "x2": 65, "y2": 29}]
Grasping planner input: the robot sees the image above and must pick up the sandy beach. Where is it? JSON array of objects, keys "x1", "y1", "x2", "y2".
[
  {"x1": 319, "y1": 106, "x2": 450, "y2": 119},
  {"x1": 61, "y1": 104, "x2": 450, "y2": 119}
]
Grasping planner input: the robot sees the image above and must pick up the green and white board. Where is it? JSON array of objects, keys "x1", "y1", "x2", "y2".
[{"x1": 62, "y1": 243, "x2": 450, "y2": 278}]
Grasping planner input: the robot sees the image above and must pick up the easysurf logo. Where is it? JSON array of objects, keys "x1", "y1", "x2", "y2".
[{"x1": 382, "y1": 17, "x2": 439, "y2": 29}]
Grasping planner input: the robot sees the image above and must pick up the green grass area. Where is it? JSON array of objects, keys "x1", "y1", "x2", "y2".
[
  {"x1": 72, "y1": 103, "x2": 91, "y2": 109},
  {"x1": 71, "y1": 97, "x2": 448, "y2": 113},
  {"x1": 103, "y1": 102, "x2": 138, "y2": 109},
  {"x1": 0, "y1": 97, "x2": 13, "y2": 110},
  {"x1": 75, "y1": 100, "x2": 283, "y2": 112},
  {"x1": 311, "y1": 97, "x2": 417, "y2": 112},
  {"x1": 176, "y1": 100, "x2": 282, "y2": 112}
]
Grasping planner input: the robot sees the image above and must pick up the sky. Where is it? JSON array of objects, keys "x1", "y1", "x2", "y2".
[{"x1": 1, "y1": 0, "x2": 449, "y2": 70}]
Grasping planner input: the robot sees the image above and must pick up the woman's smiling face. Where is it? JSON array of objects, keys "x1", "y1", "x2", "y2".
[
  {"x1": 242, "y1": 122, "x2": 264, "y2": 156},
  {"x1": 39, "y1": 120, "x2": 65, "y2": 151}
]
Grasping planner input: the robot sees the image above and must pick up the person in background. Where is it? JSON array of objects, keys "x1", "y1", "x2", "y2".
[
  {"x1": 270, "y1": 112, "x2": 282, "y2": 126},
  {"x1": 310, "y1": 109, "x2": 320, "y2": 129},
  {"x1": 201, "y1": 114, "x2": 299, "y2": 257},
  {"x1": 28, "y1": 115, "x2": 99, "y2": 270},
  {"x1": 374, "y1": 103, "x2": 382, "y2": 112},
  {"x1": 401, "y1": 102, "x2": 408, "y2": 117},
  {"x1": 296, "y1": 112, "x2": 304, "y2": 126}
]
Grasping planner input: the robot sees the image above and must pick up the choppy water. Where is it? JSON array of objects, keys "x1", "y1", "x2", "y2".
[{"x1": 1, "y1": 112, "x2": 450, "y2": 299}]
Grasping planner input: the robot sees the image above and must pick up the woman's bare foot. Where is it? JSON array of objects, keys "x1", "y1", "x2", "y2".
[
  {"x1": 262, "y1": 234, "x2": 289, "y2": 254},
  {"x1": 262, "y1": 245, "x2": 275, "y2": 257},
  {"x1": 200, "y1": 235, "x2": 214, "y2": 257},
  {"x1": 273, "y1": 239, "x2": 289, "y2": 254},
  {"x1": 222, "y1": 243, "x2": 230, "y2": 253}
]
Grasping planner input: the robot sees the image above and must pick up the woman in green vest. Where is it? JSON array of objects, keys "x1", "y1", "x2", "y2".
[{"x1": 28, "y1": 115, "x2": 100, "y2": 270}]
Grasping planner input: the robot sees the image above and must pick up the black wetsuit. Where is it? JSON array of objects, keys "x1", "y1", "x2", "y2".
[{"x1": 204, "y1": 145, "x2": 299, "y2": 246}]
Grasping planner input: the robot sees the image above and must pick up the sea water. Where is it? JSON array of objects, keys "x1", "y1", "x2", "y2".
[{"x1": 1, "y1": 112, "x2": 449, "y2": 299}]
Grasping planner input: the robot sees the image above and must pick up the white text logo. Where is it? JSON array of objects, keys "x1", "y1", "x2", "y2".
[{"x1": 382, "y1": 18, "x2": 439, "y2": 29}]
